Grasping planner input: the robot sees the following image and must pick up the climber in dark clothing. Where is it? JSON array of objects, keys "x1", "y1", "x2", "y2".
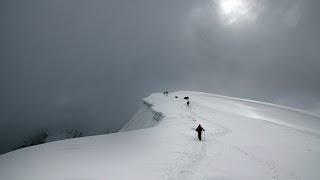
[
  {"x1": 187, "y1": 101, "x2": 190, "y2": 106},
  {"x1": 196, "y1": 124, "x2": 205, "y2": 141}
]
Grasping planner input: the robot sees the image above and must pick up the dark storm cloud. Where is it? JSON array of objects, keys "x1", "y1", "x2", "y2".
[{"x1": 1, "y1": 0, "x2": 320, "y2": 154}]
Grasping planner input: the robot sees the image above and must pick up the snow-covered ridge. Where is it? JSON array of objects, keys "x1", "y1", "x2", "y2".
[
  {"x1": 124, "y1": 91, "x2": 320, "y2": 136},
  {"x1": 1, "y1": 91, "x2": 320, "y2": 180}
]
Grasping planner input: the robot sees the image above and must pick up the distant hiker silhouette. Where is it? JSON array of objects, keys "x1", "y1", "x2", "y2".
[
  {"x1": 187, "y1": 101, "x2": 190, "y2": 106},
  {"x1": 184, "y1": 96, "x2": 189, "y2": 100},
  {"x1": 163, "y1": 91, "x2": 168, "y2": 96},
  {"x1": 196, "y1": 124, "x2": 205, "y2": 141}
]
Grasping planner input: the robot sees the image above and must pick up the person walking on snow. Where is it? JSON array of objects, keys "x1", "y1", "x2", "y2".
[
  {"x1": 187, "y1": 101, "x2": 190, "y2": 106},
  {"x1": 196, "y1": 124, "x2": 205, "y2": 141}
]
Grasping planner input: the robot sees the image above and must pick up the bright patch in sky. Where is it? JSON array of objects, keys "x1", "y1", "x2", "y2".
[{"x1": 219, "y1": 0, "x2": 255, "y2": 24}]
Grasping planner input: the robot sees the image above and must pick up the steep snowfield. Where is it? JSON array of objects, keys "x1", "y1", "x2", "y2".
[{"x1": 1, "y1": 91, "x2": 320, "y2": 180}]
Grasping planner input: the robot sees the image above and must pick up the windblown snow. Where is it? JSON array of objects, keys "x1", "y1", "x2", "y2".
[{"x1": 1, "y1": 91, "x2": 320, "y2": 180}]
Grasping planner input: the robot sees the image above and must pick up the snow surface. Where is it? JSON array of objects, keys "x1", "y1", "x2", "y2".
[{"x1": 1, "y1": 91, "x2": 320, "y2": 180}]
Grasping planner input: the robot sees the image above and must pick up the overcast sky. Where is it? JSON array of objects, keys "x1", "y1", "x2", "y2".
[{"x1": 1, "y1": 0, "x2": 320, "y2": 154}]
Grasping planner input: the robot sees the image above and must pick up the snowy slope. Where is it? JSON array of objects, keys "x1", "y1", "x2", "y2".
[{"x1": 1, "y1": 91, "x2": 320, "y2": 180}]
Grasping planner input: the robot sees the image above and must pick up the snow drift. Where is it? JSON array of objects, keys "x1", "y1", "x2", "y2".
[
  {"x1": 119, "y1": 100, "x2": 163, "y2": 132},
  {"x1": 1, "y1": 91, "x2": 320, "y2": 180}
]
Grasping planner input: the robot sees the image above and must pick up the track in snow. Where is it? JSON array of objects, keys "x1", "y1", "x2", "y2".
[
  {"x1": 166, "y1": 101, "x2": 301, "y2": 180},
  {"x1": 165, "y1": 103, "x2": 231, "y2": 180}
]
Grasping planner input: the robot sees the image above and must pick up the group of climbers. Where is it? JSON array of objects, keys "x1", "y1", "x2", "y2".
[
  {"x1": 163, "y1": 91, "x2": 190, "y2": 107},
  {"x1": 163, "y1": 91, "x2": 205, "y2": 141}
]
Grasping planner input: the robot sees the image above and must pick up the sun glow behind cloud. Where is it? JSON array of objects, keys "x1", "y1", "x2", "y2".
[{"x1": 219, "y1": 0, "x2": 256, "y2": 24}]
